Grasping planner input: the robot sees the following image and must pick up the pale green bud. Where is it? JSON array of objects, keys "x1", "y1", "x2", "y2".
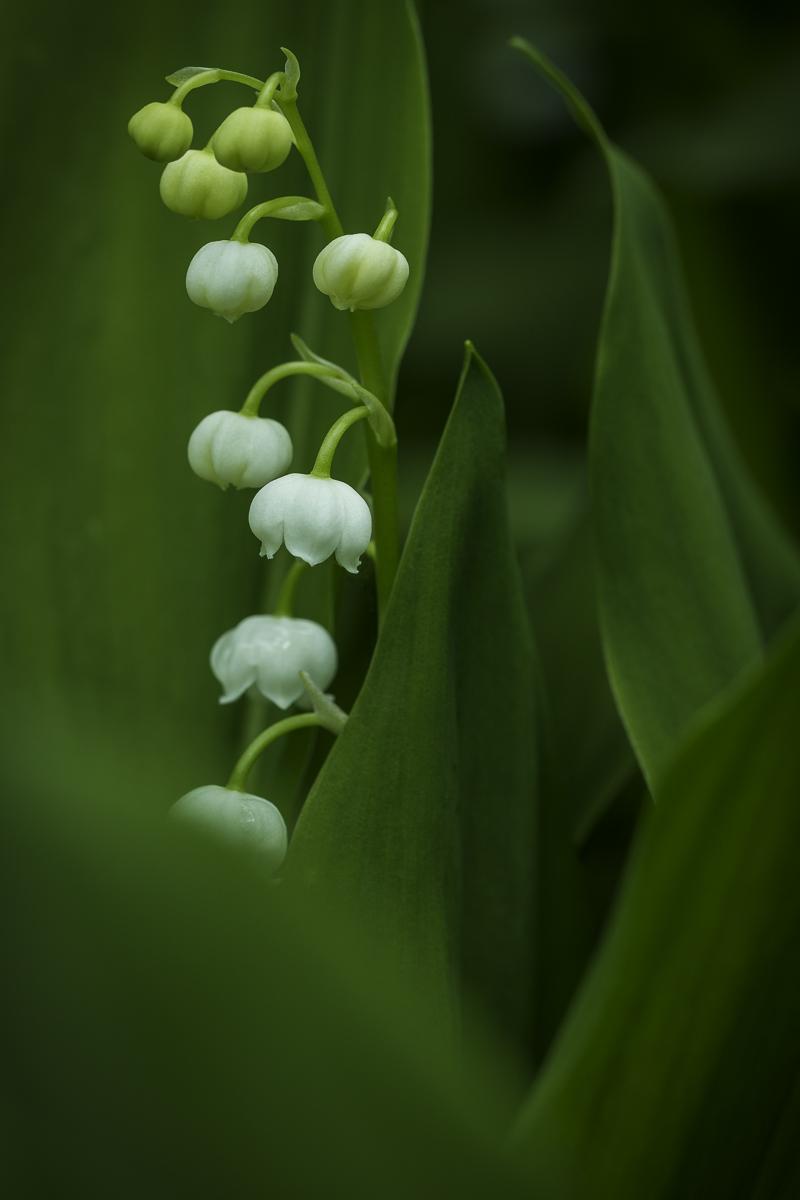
[
  {"x1": 128, "y1": 100, "x2": 193, "y2": 163},
  {"x1": 313, "y1": 233, "x2": 409, "y2": 311},
  {"x1": 186, "y1": 240, "x2": 279, "y2": 322},
  {"x1": 172, "y1": 785, "x2": 287, "y2": 873},
  {"x1": 159, "y1": 148, "x2": 248, "y2": 220},
  {"x1": 213, "y1": 106, "x2": 294, "y2": 173}
]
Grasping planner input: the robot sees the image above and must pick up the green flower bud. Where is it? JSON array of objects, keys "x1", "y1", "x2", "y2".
[
  {"x1": 212, "y1": 106, "x2": 294, "y2": 173},
  {"x1": 159, "y1": 148, "x2": 248, "y2": 220},
  {"x1": 313, "y1": 233, "x2": 409, "y2": 311},
  {"x1": 128, "y1": 101, "x2": 193, "y2": 163}
]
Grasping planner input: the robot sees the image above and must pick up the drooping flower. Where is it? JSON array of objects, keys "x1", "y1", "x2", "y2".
[
  {"x1": 128, "y1": 100, "x2": 193, "y2": 163},
  {"x1": 171, "y1": 785, "x2": 287, "y2": 873},
  {"x1": 248, "y1": 473, "x2": 372, "y2": 572},
  {"x1": 210, "y1": 614, "x2": 337, "y2": 708},
  {"x1": 186, "y1": 240, "x2": 279, "y2": 322},
  {"x1": 212, "y1": 106, "x2": 293, "y2": 173},
  {"x1": 313, "y1": 233, "x2": 409, "y2": 311},
  {"x1": 160, "y1": 148, "x2": 247, "y2": 220},
  {"x1": 187, "y1": 411, "x2": 292, "y2": 489}
]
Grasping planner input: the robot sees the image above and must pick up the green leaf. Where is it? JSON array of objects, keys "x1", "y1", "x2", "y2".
[
  {"x1": 521, "y1": 496, "x2": 641, "y2": 1059},
  {"x1": 511, "y1": 613, "x2": 800, "y2": 1199},
  {"x1": 3, "y1": 716, "x2": 527, "y2": 1198},
  {"x1": 514, "y1": 39, "x2": 800, "y2": 787},
  {"x1": 288, "y1": 345, "x2": 539, "y2": 1047},
  {"x1": 0, "y1": 0, "x2": 431, "y2": 806}
]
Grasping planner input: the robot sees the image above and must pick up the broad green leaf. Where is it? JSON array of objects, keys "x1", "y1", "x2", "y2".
[
  {"x1": 511, "y1": 612, "x2": 800, "y2": 1198},
  {"x1": 521, "y1": 496, "x2": 641, "y2": 1059},
  {"x1": 3, "y1": 716, "x2": 527, "y2": 1199},
  {"x1": 0, "y1": 1, "x2": 430, "y2": 807},
  {"x1": 289, "y1": 346, "x2": 539, "y2": 1048},
  {"x1": 514, "y1": 40, "x2": 800, "y2": 787}
]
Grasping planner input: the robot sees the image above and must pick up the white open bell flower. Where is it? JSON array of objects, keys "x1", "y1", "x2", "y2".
[
  {"x1": 313, "y1": 233, "x2": 409, "y2": 311},
  {"x1": 186, "y1": 240, "x2": 278, "y2": 323},
  {"x1": 188, "y1": 411, "x2": 293, "y2": 489},
  {"x1": 210, "y1": 614, "x2": 337, "y2": 708},
  {"x1": 249, "y1": 474, "x2": 372, "y2": 573},
  {"x1": 171, "y1": 785, "x2": 287, "y2": 873}
]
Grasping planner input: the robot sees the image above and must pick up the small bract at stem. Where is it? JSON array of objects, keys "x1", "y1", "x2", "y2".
[
  {"x1": 311, "y1": 406, "x2": 370, "y2": 478},
  {"x1": 231, "y1": 196, "x2": 326, "y2": 243},
  {"x1": 226, "y1": 712, "x2": 325, "y2": 792}
]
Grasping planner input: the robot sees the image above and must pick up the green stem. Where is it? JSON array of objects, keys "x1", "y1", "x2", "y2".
[
  {"x1": 311, "y1": 407, "x2": 370, "y2": 477},
  {"x1": 255, "y1": 71, "x2": 284, "y2": 108},
  {"x1": 275, "y1": 98, "x2": 343, "y2": 241},
  {"x1": 277, "y1": 90, "x2": 400, "y2": 620},
  {"x1": 170, "y1": 68, "x2": 265, "y2": 107},
  {"x1": 240, "y1": 361, "x2": 342, "y2": 417},
  {"x1": 227, "y1": 712, "x2": 322, "y2": 792},
  {"x1": 373, "y1": 198, "x2": 399, "y2": 243},
  {"x1": 273, "y1": 560, "x2": 307, "y2": 617}
]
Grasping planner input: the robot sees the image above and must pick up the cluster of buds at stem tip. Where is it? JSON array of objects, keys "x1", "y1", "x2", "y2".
[
  {"x1": 171, "y1": 785, "x2": 287, "y2": 874},
  {"x1": 211, "y1": 615, "x2": 337, "y2": 708}
]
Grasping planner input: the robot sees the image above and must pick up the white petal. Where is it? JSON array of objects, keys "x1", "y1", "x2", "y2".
[{"x1": 331, "y1": 481, "x2": 373, "y2": 573}]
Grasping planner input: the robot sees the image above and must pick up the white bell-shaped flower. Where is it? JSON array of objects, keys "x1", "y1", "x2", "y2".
[
  {"x1": 187, "y1": 410, "x2": 292, "y2": 489},
  {"x1": 186, "y1": 240, "x2": 278, "y2": 323},
  {"x1": 249, "y1": 473, "x2": 372, "y2": 572},
  {"x1": 210, "y1": 614, "x2": 337, "y2": 708},
  {"x1": 171, "y1": 785, "x2": 287, "y2": 873},
  {"x1": 313, "y1": 233, "x2": 409, "y2": 311}
]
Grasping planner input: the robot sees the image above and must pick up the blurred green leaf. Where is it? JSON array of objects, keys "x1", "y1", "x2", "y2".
[
  {"x1": 521, "y1": 494, "x2": 641, "y2": 1059},
  {"x1": 3, "y1": 720, "x2": 526, "y2": 1199},
  {"x1": 511, "y1": 612, "x2": 800, "y2": 1198},
  {"x1": 0, "y1": 0, "x2": 430, "y2": 805},
  {"x1": 289, "y1": 345, "x2": 539, "y2": 1049},
  {"x1": 514, "y1": 39, "x2": 800, "y2": 787}
]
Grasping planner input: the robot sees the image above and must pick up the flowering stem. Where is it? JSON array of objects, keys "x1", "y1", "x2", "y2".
[
  {"x1": 311, "y1": 406, "x2": 370, "y2": 477},
  {"x1": 226, "y1": 712, "x2": 323, "y2": 792},
  {"x1": 240, "y1": 361, "x2": 342, "y2": 417},
  {"x1": 276, "y1": 88, "x2": 400, "y2": 621},
  {"x1": 273, "y1": 559, "x2": 307, "y2": 617}
]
